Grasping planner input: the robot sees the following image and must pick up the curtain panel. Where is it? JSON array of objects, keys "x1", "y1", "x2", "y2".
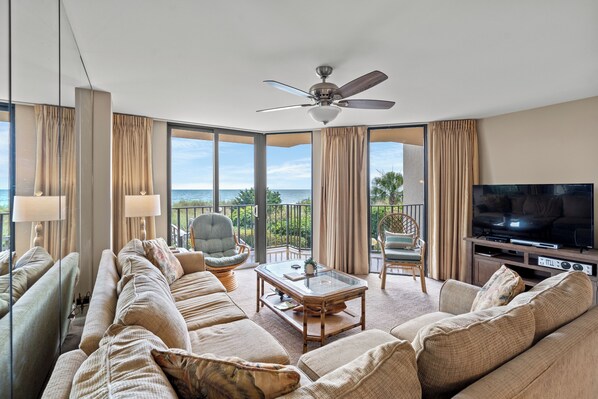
[
  {"x1": 318, "y1": 126, "x2": 369, "y2": 275},
  {"x1": 33, "y1": 105, "x2": 77, "y2": 260},
  {"x1": 427, "y1": 119, "x2": 479, "y2": 282},
  {"x1": 112, "y1": 114, "x2": 155, "y2": 251}
]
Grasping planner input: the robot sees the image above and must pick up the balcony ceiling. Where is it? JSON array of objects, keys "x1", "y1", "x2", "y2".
[{"x1": 50, "y1": 1, "x2": 598, "y2": 131}]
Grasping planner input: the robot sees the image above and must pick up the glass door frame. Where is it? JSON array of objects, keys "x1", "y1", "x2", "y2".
[
  {"x1": 366, "y1": 124, "x2": 429, "y2": 275},
  {"x1": 167, "y1": 123, "x2": 267, "y2": 263}
]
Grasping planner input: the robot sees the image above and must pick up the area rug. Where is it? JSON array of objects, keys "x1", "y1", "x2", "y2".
[{"x1": 228, "y1": 268, "x2": 442, "y2": 365}]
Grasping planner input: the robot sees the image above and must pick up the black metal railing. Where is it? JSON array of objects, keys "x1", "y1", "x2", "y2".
[
  {"x1": 1, "y1": 211, "x2": 9, "y2": 251},
  {"x1": 170, "y1": 203, "x2": 424, "y2": 256}
]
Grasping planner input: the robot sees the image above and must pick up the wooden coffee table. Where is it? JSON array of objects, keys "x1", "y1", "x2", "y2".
[{"x1": 255, "y1": 261, "x2": 368, "y2": 353}]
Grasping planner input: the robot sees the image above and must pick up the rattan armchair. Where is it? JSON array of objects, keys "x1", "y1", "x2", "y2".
[{"x1": 376, "y1": 212, "x2": 427, "y2": 293}]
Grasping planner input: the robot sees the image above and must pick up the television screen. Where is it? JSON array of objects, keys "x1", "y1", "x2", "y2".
[{"x1": 472, "y1": 184, "x2": 594, "y2": 248}]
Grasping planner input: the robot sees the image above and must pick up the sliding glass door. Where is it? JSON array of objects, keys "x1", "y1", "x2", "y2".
[{"x1": 169, "y1": 126, "x2": 261, "y2": 263}]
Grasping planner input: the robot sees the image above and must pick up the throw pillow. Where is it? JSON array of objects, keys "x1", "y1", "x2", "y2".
[
  {"x1": 71, "y1": 324, "x2": 178, "y2": 398},
  {"x1": 470, "y1": 265, "x2": 525, "y2": 311},
  {"x1": 0, "y1": 250, "x2": 15, "y2": 275},
  {"x1": 152, "y1": 348, "x2": 301, "y2": 399},
  {"x1": 143, "y1": 237, "x2": 184, "y2": 284},
  {"x1": 116, "y1": 238, "x2": 145, "y2": 275},
  {"x1": 0, "y1": 268, "x2": 28, "y2": 317},
  {"x1": 114, "y1": 273, "x2": 191, "y2": 351},
  {"x1": 13, "y1": 246, "x2": 54, "y2": 287},
  {"x1": 384, "y1": 231, "x2": 416, "y2": 249},
  {"x1": 413, "y1": 305, "x2": 535, "y2": 399}
]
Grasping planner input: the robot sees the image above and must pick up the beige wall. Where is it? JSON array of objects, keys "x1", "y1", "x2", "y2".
[{"x1": 478, "y1": 96, "x2": 598, "y2": 246}]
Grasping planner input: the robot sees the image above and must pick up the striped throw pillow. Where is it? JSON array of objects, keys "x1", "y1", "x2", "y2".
[{"x1": 384, "y1": 231, "x2": 416, "y2": 249}]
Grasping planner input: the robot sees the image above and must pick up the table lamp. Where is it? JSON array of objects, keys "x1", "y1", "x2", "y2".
[
  {"x1": 12, "y1": 194, "x2": 66, "y2": 247},
  {"x1": 124, "y1": 193, "x2": 161, "y2": 240}
]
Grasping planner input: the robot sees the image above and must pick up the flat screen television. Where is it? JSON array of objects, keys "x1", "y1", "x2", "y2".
[{"x1": 472, "y1": 184, "x2": 594, "y2": 248}]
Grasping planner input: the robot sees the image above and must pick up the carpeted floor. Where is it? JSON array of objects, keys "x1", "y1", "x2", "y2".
[{"x1": 228, "y1": 268, "x2": 442, "y2": 364}]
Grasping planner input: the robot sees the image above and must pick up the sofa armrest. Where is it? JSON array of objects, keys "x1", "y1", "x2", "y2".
[
  {"x1": 175, "y1": 251, "x2": 205, "y2": 273},
  {"x1": 41, "y1": 349, "x2": 88, "y2": 399},
  {"x1": 439, "y1": 279, "x2": 481, "y2": 314}
]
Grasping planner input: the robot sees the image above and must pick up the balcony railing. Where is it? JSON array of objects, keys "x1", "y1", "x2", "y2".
[
  {"x1": 1, "y1": 211, "x2": 9, "y2": 251},
  {"x1": 170, "y1": 203, "x2": 424, "y2": 258}
]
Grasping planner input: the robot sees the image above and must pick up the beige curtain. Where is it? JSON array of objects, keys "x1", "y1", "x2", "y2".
[
  {"x1": 428, "y1": 119, "x2": 479, "y2": 282},
  {"x1": 33, "y1": 105, "x2": 77, "y2": 260},
  {"x1": 113, "y1": 114, "x2": 155, "y2": 251},
  {"x1": 318, "y1": 126, "x2": 369, "y2": 274}
]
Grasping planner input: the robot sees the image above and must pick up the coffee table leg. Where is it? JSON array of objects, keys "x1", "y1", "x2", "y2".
[
  {"x1": 302, "y1": 309, "x2": 308, "y2": 353},
  {"x1": 256, "y1": 275, "x2": 260, "y2": 313},
  {"x1": 320, "y1": 303, "x2": 326, "y2": 347},
  {"x1": 361, "y1": 294, "x2": 366, "y2": 330}
]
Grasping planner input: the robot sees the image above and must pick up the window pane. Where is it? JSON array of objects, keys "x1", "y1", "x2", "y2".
[{"x1": 266, "y1": 132, "x2": 312, "y2": 262}]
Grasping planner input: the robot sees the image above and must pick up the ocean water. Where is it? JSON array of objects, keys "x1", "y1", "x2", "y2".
[{"x1": 0, "y1": 189, "x2": 311, "y2": 209}]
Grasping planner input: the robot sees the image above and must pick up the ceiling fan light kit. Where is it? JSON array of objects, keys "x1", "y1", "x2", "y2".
[
  {"x1": 308, "y1": 105, "x2": 341, "y2": 125},
  {"x1": 258, "y1": 65, "x2": 395, "y2": 125}
]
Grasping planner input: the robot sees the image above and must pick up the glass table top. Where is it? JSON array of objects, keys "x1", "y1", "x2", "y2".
[{"x1": 256, "y1": 260, "x2": 367, "y2": 296}]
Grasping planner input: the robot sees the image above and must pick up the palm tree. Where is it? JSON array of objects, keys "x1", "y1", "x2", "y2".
[{"x1": 371, "y1": 170, "x2": 403, "y2": 205}]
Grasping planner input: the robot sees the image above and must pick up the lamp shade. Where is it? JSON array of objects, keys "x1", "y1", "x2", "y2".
[
  {"x1": 125, "y1": 194, "x2": 161, "y2": 217},
  {"x1": 308, "y1": 105, "x2": 341, "y2": 125},
  {"x1": 12, "y1": 195, "x2": 67, "y2": 222}
]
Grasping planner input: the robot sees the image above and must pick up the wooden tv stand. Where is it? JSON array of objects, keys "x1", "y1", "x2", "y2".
[{"x1": 465, "y1": 237, "x2": 598, "y2": 304}]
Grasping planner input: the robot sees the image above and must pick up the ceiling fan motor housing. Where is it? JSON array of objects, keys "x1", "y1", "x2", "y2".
[{"x1": 309, "y1": 82, "x2": 338, "y2": 105}]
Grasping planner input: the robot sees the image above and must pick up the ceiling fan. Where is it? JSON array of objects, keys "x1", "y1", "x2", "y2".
[{"x1": 257, "y1": 66, "x2": 395, "y2": 125}]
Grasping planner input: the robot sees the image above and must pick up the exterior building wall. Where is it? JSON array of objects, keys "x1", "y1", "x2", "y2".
[{"x1": 403, "y1": 144, "x2": 424, "y2": 205}]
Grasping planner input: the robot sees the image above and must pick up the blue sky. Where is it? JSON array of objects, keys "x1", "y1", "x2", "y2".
[
  {"x1": 370, "y1": 142, "x2": 404, "y2": 184},
  {"x1": 0, "y1": 122, "x2": 8, "y2": 190}
]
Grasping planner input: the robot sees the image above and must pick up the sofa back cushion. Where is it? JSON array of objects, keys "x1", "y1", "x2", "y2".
[
  {"x1": 0, "y1": 250, "x2": 15, "y2": 276},
  {"x1": 413, "y1": 305, "x2": 535, "y2": 399},
  {"x1": 0, "y1": 268, "x2": 28, "y2": 317},
  {"x1": 508, "y1": 271, "x2": 593, "y2": 342},
  {"x1": 71, "y1": 324, "x2": 178, "y2": 399},
  {"x1": 79, "y1": 250, "x2": 120, "y2": 356},
  {"x1": 279, "y1": 340, "x2": 421, "y2": 399},
  {"x1": 152, "y1": 349, "x2": 300, "y2": 399},
  {"x1": 14, "y1": 246, "x2": 54, "y2": 287},
  {"x1": 115, "y1": 273, "x2": 191, "y2": 351},
  {"x1": 116, "y1": 238, "x2": 145, "y2": 275}
]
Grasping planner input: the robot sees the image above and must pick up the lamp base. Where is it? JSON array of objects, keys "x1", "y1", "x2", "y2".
[
  {"x1": 140, "y1": 218, "x2": 147, "y2": 241},
  {"x1": 33, "y1": 222, "x2": 43, "y2": 247}
]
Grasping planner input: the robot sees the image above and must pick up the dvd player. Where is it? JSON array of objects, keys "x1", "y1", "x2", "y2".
[{"x1": 510, "y1": 238, "x2": 562, "y2": 249}]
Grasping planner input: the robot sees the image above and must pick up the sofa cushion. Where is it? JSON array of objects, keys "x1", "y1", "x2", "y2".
[
  {"x1": 390, "y1": 311, "x2": 454, "y2": 342},
  {"x1": 0, "y1": 250, "x2": 15, "y2": 275},
  {"x1": 170, "y1": 271, "x2": 226, "y2": 302},
  {"x1": 471, "y1": 265, "x2": 525, "y2": 311},
  {"x1": 71, "y1": 324, "x2": 177, "y2": 399},
  {"x1": 14, "y1": 246, "x2": 54, "y2": 287},
  {"x1": 279, "y1": 340, "x2": 421, "y2": 399},
  {"x1": 152, "y1": 349, "x2": 300, "y2": 399},
  {"x1": 42, "y1": 349, "x2": 88, "y2": 399},
  {"x1": 297, "y1": 329, "x2": 398, "y2": 381},
  {"x1": 115, "y1": 273, "x2": 191, "y2": 351},
  {"x1": 189, "y1": 319, "x2": 290, "y2": 365},
  {"x1": 413, "y1": 305, "x2": 535, "y2": 399},
  {"x1": 143, "y1": 238, "x2": 185, "y2": 284},
  {"x1": 116, "y1": 238, "x2": 145, "y2": 274},
  {"x1": 508, "y1": 271, "x2": 593, "y2": 342},
  {"x1": 176, "y1": 292, "x2": 247, "y2": 331},
  {"x1": 0, "y1": 268, "x2": 28, "y2": 317}
]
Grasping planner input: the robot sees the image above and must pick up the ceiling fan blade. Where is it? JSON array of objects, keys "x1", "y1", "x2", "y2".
[
  {"x1": 335, "y1": 71, "x2": 388, "y2": 99},
  {"x1": 264, "y1": 80, "x2": 313, "y2": 99},
  {"x1": 256, "y1": 104, "x2": 313, "y2": 113},
  {"x1": 336, "y1": 99, "x2": 395, "y2": 109}
]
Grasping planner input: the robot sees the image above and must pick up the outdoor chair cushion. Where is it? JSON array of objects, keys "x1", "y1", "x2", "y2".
[
  {"x1": 191, "y1": 214, "x2": 237, "y2": 256},
  {"x1": 205, "y1": 252, "x2": 249, "y2": 268},
  {"x1": 385, "y1": 248, "x2": 421, "y2": 262}
]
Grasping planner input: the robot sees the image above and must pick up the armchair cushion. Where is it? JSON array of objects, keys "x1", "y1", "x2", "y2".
[
  {"x1": 205, "y1": 252, "x2": 249, "y2": 268},
  {"x1": 191, "y1": 214, "x2": 237, "y2": 256},
  {"x1": 385, "y1": 248, "x2": 421, "y2": 262}
]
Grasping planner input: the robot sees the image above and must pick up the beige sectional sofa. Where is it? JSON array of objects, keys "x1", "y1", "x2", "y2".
[{"x1": 44, "y1": 241, "x2": 598, "y2": 398}]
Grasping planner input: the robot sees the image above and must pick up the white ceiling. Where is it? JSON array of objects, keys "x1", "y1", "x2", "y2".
[{"x1": 56, "y1": 0, "x2": 598, "y2": 131}]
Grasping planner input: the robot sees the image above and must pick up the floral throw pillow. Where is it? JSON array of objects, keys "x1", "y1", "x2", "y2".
[
  {"x1": 152, "y1": 349, "x2": 301, "y2": 399},
  {"x1": 471, "y1": 265, "x2": 525, "y2": 311},
  {"x1": 142, "y1": 238, "x2": 184, "y2": 285}
]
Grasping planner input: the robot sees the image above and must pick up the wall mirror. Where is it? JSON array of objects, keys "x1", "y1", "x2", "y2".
[{"x1": 0, "y1": 0, "x2": 91, "y2": 397}]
